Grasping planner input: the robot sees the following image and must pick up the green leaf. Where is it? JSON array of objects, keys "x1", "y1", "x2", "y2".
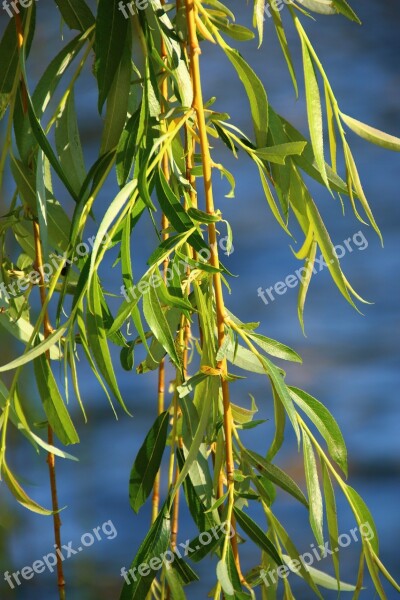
[
  {"x1": 253, "y1": 0, "x2": 266, "y2": 46},
  {"x1": 88, "y1": 178, "x2": 137, "y2": 285},
  {"x1": 87, "y1": 274, "x2": 131, "y2": 414},
  {"x1": 150, "y1": 1, "x2": 193, "y2": 108},
  {"x1": 297, "y1": 239, "x2": 317, "y2": 335},
  {"x1": 224, "y1": 47, "x2": 269, "y2": 146},
  {"x1": 266, "y1": 509, "x2": 323, "y2": 599},
  {"x1": 129, "y1": 411, "x2": 169, "y2": 513},
  {"x1": 299, "y1": 0, "x2": 336, "y2": 14},
  {"x1": 186, "y1": 528, "x2": 222, "y2": 562},
  {"x1": 138, "y1": 307, "x2": 182, "y2": 373},
  {"x1": 176, "y1": 448, "x2": 217, "y2": 534},
  {"x1": 217, "y1": 21, "x2": 255, "y2": 42},
  {"x1": 155, "y1": 171, "x2": 207, "y2": 254},
  {"x1": 172, "y1": 377, "x2": 219, "y2": 504},
  {"x1": 100, "y1": 28, "x2": 132, "y2": 154},
  {"x1": 341, "y1": 113, "x2": 400, "y2": 152},
  {"x1": 180, "y1": 398, "x2": 214, "y2": 507},
  {"x1": 120, "y1": 506, "x2": 170, "y2": 600},
  {"x1": 321, "y1": 461, "x2": 340, "y2": 588},
  {"x1": 164, "y1": 564, "x2": 187, "y2": 600},
  {"x1": 223, "y1": 544, "x2": 251, "y2": 598},
  {"x1": 35, "y1": 151, "x2": 49, "y2": 261},
  {"x1": 165, "y1": 557, "x2": 186, "y2": 600},
  {"x1": 168, "y1": 552, "x2": 199, "y2": 585},
  {"x1": 266, "y1": 387, "x2": 286, "y2": 461},
  {"x1": 0, "y1": 311, "x2": 61, "y2": 361},
  {"x1": 345, "y1": 485, "x2": 379, "y2": 554},
  {"x1": 233, "y1": 507, "x2": 282, "y2": 565},
  {"x1": 231, "y1": 395, "x2": 258, "y2": 425},
  {"x1": 282, "y1": 554, "x2": 356, "y2": 591},
  {"x1": 146, "y1": 230, "x2": 189, "y2": 268},
  {"x1": 256, "y1": 163, "x2": 291, "y2": 235},
  {"x1": 95, "y1": 0, "x2": 128, "y2": 112},
  {"x1": 142, "y1": 280, "x2": 182, "y2": 370},
  {"x1": 54, "y1": 0, "x2": 95, "y2": 32},
  {"x1": 332, "y1": 0, "x2": 361, "y2": 23},
  {"x1": 302, "y1": 431, "x2": 324, "y2": 546},
  {"x1": 16, "y1": 44, "x2": 80, "y2": 202},
  {"x1": 0, "y1": 20, "x2": 19, "y2": 95},
  {"x1": 24, "y1": 429, "x2": 79, "y2": 462},
  {"x1": 2, "y1": 461, "x2": 52, "y2": 515},
  {"x1": 243, "y1": 449, "x2": 308, "y2": 507},
  {"x1": 55, "y1": 90, "x2": 86, "y2": 196},
  {"x1": 154, "y1": 270, "x2": 193, "y2": 313},
  {"x1": 259, "y1": 355, "x2": 301, "y2": 444},
  {"x1": 216, "y1": 559, "x2": 235, "y2": 596},
  {"x1": 269, "y1": 2, "x2": 298, "y2": 97},
  {"x1": 254, "y1": 142, "x2": 307, "y2": 164},
  {"x1": 290, "y1": 386, "x2": 347, "y2": 475},
  {"x1": 116, "y1": 106, "x2": 142, "y2": 187},
  {"x1": 226, "y1": 340, "x2": 265, "y2": 374},
  {"x1": 33, "y1": 31, "x2": 90, "y2": 120},
  {"x1": 0, "y1": 325, "x2": 67, "y2": 373},
  {"x1": 300, "y1": 37, "x2": 329, "y2": 189},
  {"x1": 305, "y1": 195, "x2": 359, "y2": 308},
  {"x1": 34, "y1": 351, "x2": 80, "y2": 446},
  {"x1": 177, "y1": 372, "x2": 208, "y2": 398},
  {"x1": 343, "y1": 143, "x2": 382, "y2": 244},
  {"x1": 282, "y1": 115, "x2": 348, "y2": 194},
  {"x1": 187, "y1": 207, "x2": 221, "y2": 224},
  {"x1": 10, "y1": 156, "x2": 36, "y2": 213},
  {"x1": 248, "y1": 333, "x2": 302, "y2": 363}
]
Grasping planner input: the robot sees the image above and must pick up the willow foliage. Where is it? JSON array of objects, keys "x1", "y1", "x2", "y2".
[{"x1": 0, "y1": 1, "x2": 399, "y2": 599}]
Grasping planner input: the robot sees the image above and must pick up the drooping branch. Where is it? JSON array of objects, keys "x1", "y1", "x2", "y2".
[
  {"x1": 15, "y1": 10, "x2": 65, "y2": 599},
  {"x1": 184, "y1": 0, "x2": 243, "y2": 584}
]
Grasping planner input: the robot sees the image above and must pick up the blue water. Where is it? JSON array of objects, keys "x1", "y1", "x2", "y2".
[{"x1": 0, "y1": 1, "x2": 399, "y2": 598}]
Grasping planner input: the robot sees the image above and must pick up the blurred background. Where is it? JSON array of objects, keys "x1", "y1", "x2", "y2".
[{"x1": 0, "y1": 1, "x2": 399, "y2": 598}]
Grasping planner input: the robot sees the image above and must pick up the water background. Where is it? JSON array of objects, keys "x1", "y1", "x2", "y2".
[{"x1": 0, "y1": 1, "x2": 399, "y2": 598}]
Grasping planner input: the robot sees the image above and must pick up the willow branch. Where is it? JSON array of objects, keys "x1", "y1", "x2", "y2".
[
  {"x1": 15, "y1": 9, "x2": 65, "y2": 598},
  {"x1": 184, "y1": 0, "x2": 243, "y2": 583}
]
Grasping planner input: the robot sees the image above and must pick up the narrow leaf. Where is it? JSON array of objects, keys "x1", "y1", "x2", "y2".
[
  {"x1": 290, "y1": 386, "x2": 348, "y2": 475},
  {"x1": 234, "y1": 506, "x2": 282, "y2": 565},
  {"x1": 2, "y1": 461, "x2": 52, "y2": 515},
  {"x1": 129, "y1": 411, "x2": 169, "y2": 513},
  {"x1": 224, "y1": 47, "x2": 269, "y2": 146},
  {"x1": 34, "y1": 352, "x2": 79, "y2": 446},
  {"x1": 95, "y1": 0, "x2": 128, "y2": 111},
  {"x1": 303, "y1": 431, "x2": 324, "y2": 546}
]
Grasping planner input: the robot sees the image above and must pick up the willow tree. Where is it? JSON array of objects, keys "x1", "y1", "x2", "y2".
[{"x1": 0, "y1": 0, "x2": 399, "y2": 598}]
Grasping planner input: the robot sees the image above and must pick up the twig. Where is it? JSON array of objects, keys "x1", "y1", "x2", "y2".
[
  {"x1": 14, "y1": 9, "x2": 65, "y2": 598},
  {"x1": 184, "y1": 0, "x2": 244, "y2": 586}
]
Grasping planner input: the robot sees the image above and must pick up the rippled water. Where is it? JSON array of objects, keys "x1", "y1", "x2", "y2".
[{"x1": 0, "y1": 1, "x2": 399, "y2": 598}]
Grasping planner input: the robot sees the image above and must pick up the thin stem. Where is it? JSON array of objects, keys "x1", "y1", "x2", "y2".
[
  {"x1": 33, "y1": 220, "x2": 65, "y2": 599},
  {"x1": 152, "y1": 14, "x2": 170, "y2": 529},
  {"x1": 14, "y1": 10, "x2": 65, "y2": 598},
  {"x1": 185, "y1": 0, "x2": 242, "y2": 585},
  {"x1": 170, "y1": 466, "x2": 181, "y2": 551}
]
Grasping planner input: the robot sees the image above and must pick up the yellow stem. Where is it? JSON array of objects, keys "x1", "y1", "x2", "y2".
[{"x1": 184, "y1": 0, "x2": 242, "y2": 585}]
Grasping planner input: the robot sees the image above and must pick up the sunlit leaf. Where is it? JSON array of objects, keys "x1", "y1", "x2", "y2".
[{"x1": 129, "y1": 411, "x2": 169, "y2": 513}]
